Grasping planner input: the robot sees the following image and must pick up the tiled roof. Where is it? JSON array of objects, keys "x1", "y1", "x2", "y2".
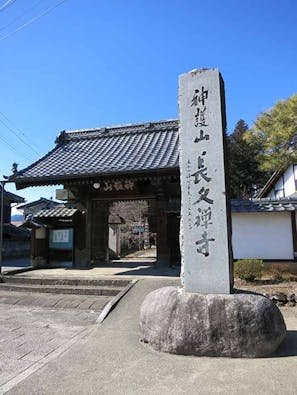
[
  {"x1": 17, "y1": 197, "x2": 59, "y2": 210},
  {"x1": 231, "y1": 198, "x2": 297, "y2": 212},
  {"x1": 10, "y1": 119, "x2": 179, "y2": 187},
  {"x1": 1, "y1": 186, "x2": 24, "y2": 203},
  {"x1": 35, "y1": 207, "x2": 78, "y2": 218}
]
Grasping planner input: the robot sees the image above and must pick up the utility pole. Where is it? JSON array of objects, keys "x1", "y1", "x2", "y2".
[
  {"x1": 138, "y1": 203, "x2": 142, "y2": 251},
  {"x1": 0, "y1": 181, "x2": 5, "y2": 274}
]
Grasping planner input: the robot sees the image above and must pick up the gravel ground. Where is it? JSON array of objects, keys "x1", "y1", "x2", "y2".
[{"x1": 234, "y1": 279, "x2": 297, "y2": 297}]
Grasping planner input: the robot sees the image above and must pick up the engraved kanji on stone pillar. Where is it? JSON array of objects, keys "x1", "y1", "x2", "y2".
[{"x1": 178, "y1": 68, "x2": 233, "y2": 294}]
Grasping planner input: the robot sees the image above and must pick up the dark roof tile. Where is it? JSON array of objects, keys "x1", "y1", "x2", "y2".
[
  {"x1": 10, "y1": 119, "x2": 179, "y2": 186},
  {"x1": 1, "y1": 187, "x2": 25, "y2": 203},
  {"x1": 35, "y1": 207, "x2": 78, "y2": 218},
  {"x1": 231, "y1": 198, "x2": 297, "y2": 212},
  {"x1": 17, "y1": 198, "x2": 59, "y2": 209}
]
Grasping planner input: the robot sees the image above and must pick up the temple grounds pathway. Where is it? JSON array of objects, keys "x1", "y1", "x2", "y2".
[
  {"x1": 0, "y1": 291, "x2": 110, "y2": 394},
  {"x1": 1, "y1": 277, "x2": 296, "y2": 395},
  {"x1": 1, "y1": 255, "x2": 297, "y2": 394}
]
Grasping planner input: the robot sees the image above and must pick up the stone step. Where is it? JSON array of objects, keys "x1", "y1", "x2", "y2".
[
  {"x1": 2, "y1": 275, "x2": 130, "y2": 288},
  {"x1": 0, "y1": 282, "x2": 123, "y2": 296}
]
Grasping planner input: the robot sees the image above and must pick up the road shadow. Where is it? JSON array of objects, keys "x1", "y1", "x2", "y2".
[
  {"x1": 271, "y1": 330, "x2": 297, "y2": 357},
  {"x1": 114, "y1": 266, "x2": 181, "y2": 277},
  {"x1": 103, "y1": 259, "x2": 180, "y2": 277},
  {"x1": 67, "y1": 259, "x2": 181, "y2": 277}
]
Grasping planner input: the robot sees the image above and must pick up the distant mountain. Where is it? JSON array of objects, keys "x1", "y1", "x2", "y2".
[{"x1": 11, "y1": 214, "x2": 23, "y2": 222}]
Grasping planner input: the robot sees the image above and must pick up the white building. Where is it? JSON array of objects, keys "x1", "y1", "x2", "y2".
[
  {"x1": 230, "y1": 163, "x2": 297, "y2": 261},
  {"x1": 258, "y1": 164, "x2": 297, "y2": 199},
  {"x1": 231, "y1": 198, "x2": 297, "y2": 261}
]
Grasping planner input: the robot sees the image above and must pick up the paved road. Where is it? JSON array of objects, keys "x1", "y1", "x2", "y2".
[
  {"x1": 4, "y1": 278, "x2": 297, "y2": 395},
  {"x1": 0, "y1": 290, "x2": 111, "y2": 311},
  {"x1": 1, "y1": 278, "x2": 297, "y2": 395},
  {"x1": 0, "y1": 291, "x2": 111, "y2": 393}
]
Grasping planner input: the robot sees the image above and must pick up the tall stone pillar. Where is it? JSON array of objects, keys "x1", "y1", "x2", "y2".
[
  {"x1": 140, "y1": 68, "x2": 286, "y2": 358},
  {"x1": 178, "y1": 68, "x2": 233, "y2": 294}
]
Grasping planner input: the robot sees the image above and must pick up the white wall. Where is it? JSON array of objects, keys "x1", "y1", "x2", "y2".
[
  {"x1": 109, "y1": 225, "x2": 120, "y2": 256},
  {"x1": 268, "y1": 164, "x2": 296, "y2": 198},
  {"x1": 232, "y1": 212, "x2": 293, "y2": 260},
  {"x1": 109, "y1": 226, "x2": 118, "y2": 255},
  {"x1": 284, "y1": 164, "x2": 296, "y2": 196},
  {"x1": 268, "y1": 177, "x2": 284, "y2": 198}
]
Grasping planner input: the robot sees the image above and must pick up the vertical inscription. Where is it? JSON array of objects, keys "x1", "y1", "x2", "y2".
[
  {"x1": 179, "y1": 69, "x2": 232, "y2": 294},
  {"x1": 189, "y1": 85, "x2": 215, "y2": 257},
  {"x1": 186, "y1": 159, "x2": 193, "y2": 230}
]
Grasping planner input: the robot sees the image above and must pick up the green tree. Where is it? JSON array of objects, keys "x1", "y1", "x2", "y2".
[
  {"x1": 227, "y1": 120, "x2": 270, "y2": 198},
  {"x1": 246, "y1": 94, "x2": 297, "y2": 171}
]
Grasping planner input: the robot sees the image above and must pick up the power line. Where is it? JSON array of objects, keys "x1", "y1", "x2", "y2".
[
  {"x1": 0, "y1": 0, "x2": 43, "y2": 33},
  {"x1": 0, "y1": 133, "x2": 32, "y2": 163},
  {"x1": 0, "y1": 117, "x2": 41, "y2": 156},
  {"x1": 0, "y1": 111, "x2": 41, "y2": 155},
  {"x1": 0, "y1": 0, "x2": 67, "y2": 42},
  {"x1": 0, "y1": 0, "x2": 16, "y2": 12}
]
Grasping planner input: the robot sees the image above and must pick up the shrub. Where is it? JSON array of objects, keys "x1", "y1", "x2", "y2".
[
  {"x1": 234, "y1": 259, "x2": 263, "y2": 281},
  {"x1": 269, "y1": 263, "x2": 290, "y2": 281}
]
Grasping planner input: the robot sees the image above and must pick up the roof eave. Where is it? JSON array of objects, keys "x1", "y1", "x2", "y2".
[
  {"x1": 12, "y1": 167, "x2": 180, "y2": 189},
  {"x1": 3, "y1": 191, "x2": 25, "y2": 203}
]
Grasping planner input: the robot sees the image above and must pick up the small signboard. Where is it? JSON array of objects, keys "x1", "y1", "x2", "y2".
[
  {"x1": 132, "y1": 226, "x2": 144, "y2": 234},
  {"x1": 132, "y1": 222, "x2": 144, "y2": 234},
  {"x1": 49, "y1": 228, "x2": 73, "y2": 250}
]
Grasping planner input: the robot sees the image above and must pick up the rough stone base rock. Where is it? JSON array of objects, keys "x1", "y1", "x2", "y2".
[{"x1": 139, "y1": 286, "x2": 286, "y2": 358}]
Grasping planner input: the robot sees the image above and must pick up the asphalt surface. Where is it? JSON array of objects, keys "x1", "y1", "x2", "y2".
[{"x1": 2, "y1": 277, "x2": 297, "y2": 395}]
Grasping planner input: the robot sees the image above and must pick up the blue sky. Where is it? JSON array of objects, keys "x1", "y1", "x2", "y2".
[{"x1": 1, "y1": 0, "x2": 297, "y2": 208}]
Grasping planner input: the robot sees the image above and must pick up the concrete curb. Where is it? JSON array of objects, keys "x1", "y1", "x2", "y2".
[
  {"x1": 2, "y1": 267, "x2": 35, "y2": 276},
  {"x1": 97, "y1": 279, "x2": 138, "y2": 323}
]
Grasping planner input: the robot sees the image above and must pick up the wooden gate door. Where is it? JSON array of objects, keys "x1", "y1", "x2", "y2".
[
  {"x1": 91, "y1": 201, "x2": 109, "y2": 262},
  {"x1": 167, "y1": 213, "x2": 181, "y2": 266}
]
